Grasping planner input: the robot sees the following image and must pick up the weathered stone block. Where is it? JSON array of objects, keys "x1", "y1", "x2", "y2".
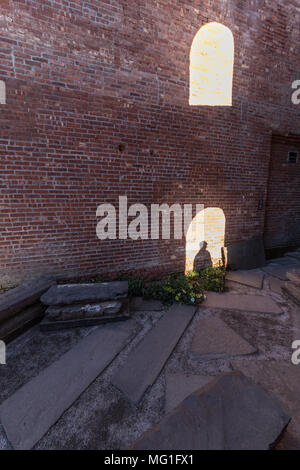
[
  {"x1": 41, "y1": 299, "x2": 130, "y2": 331},
  {"x1": 0, "y1": 276, "x2": 55, "y2": 324},
  {"x1": 0, "y1": 303, "x2": 46, "y2": 343},
  {"x1": 223, "y1": 238, "x2": 266, "y2": 270},
  {"x1": 39, "y1": 314, "x2": 131, "y2": 332},
  {"x1": 46, "y1": 300, "x2": 122, "y2": 321},
  {"x1": 40, "y1": 281, "x2": 128, "y2": 306}
]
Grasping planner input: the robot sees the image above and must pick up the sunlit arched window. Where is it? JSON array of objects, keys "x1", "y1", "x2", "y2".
[{"x1": 189, "y1": 22, "x2": 234, "y2": 106}]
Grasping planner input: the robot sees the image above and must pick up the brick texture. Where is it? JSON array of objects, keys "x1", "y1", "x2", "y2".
[{"x1": 0, "y1": 1, "x2": 300, "y2": 286}]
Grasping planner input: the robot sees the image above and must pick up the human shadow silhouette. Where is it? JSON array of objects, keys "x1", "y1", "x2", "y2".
[
  {"x1": 185, "y1": 207, "x2": 226, "y2": 274},
  {"x1": 193, "y1": 241, "x2": 213, "y2": 271}
]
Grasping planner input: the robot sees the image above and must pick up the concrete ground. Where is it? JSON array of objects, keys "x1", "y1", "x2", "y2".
[{"x1": 0, "y1": 269, "x2": 300, "y2": 450}]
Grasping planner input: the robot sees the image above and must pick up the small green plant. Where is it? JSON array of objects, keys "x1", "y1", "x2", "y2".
[
  {"x1": 116, "y1": 267, "x2": 225, "y2": 307},
  {"x1": 117, "y1": 274, "x2": 145, "y2": 297},
  {"x1": 150, "y1": 273, "x2": 205, "y2": 306},
  {"x1": 197, "y1": 266, "x2": 226, "y2": 292}
]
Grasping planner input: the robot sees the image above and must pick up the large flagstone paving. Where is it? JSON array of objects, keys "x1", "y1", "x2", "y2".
[
  {"x1": 202, "y1": 291, "x2": 282, "y2": 315},
  {"x1": 191, "y1": 316, "x2": 257, "y2": 360},
  {"x1": 231, "y1": 359, "x2": 300, "y2": 450},
  {"x1": 165, "y1": 373, "x2": 214, "y2": 413},
  {"x1": 225, "y1": 269, "x2": 264, "y2": 289},
  {"x1": 131, "y1": 372, "x2": 290, "y2": 450},
  {"x1": 0, "y1": 266, "x2": 298, "y2": 450}
]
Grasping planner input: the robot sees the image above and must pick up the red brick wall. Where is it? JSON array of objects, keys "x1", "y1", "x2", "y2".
[
  {"x1": 264, "y1": 134, "x2": 300, "y2": 249},
  {"x1": 0, "y1": 0, "x2": 300, "y2": 286}
]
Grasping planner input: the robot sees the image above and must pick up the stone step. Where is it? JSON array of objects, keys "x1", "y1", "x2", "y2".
[
  {"x1": 0, "y1": 303, "x2": 45, "y2": 343},
  {"x1": 112, "y1": 304, "x2": 196, "y2": 404},
  {"x1": 40, "y1": 313, "x2": 131, "y2": 332},
  {"x1": 202, "y1": 292, "x2": 282, "y2": 315},
  {"x1": 0, "y1": 320, "x2": 139, "y2": 450},
  {"x1": 46, "y1": 300, "x2": 123, "y2": 322},
  {"x1": 40, "y1": 281, "x2": 128, "y2": 306},
  {"x1": 41, "y1": 300, "x2": 130, "y2": 331},
  {"x1": 0, "y1": 276, "x2": 54, "y2": 323},
  {"x1": 131, "y1": 372, "x2": 290, "y2": 450}
]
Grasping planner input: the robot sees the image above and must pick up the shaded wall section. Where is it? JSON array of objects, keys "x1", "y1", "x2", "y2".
[{"x1": 264, "y1": 134, "x2": 300, "y2": 249}]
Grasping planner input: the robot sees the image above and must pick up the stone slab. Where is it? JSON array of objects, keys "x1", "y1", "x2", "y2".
[
  {"x1": 0, "y1": 303, "x2": 45, "y2": 342},
  {"x1": 202, "y1": 292, "x2": 282, "y2": 315},
  {"x1": 283, "y1": 282, "x2": 300, "y2": 306},
  {"x1": 165, "y1": 374, "x2": 214, "y2": 413},
  {"x1": 223, "y1": 238, "x2": 266, "y2": 271},
  {"x1": 286, "y1": 269, "x2": 300, "y2": 286},
  {"x1": 130, "y1": 297, "x2": 164, "y2": 312},
  {"x1": 191, "y1": 316, "x2": 257, "y2": 360},
  {"x1": 46, "y1": 300, "x2": 123, "y2": 321},
  {"x1": 0, "y1": 276, "x2": 55, "y2": 323},
  {"x1": 0, "y1": 320, "x2": 138, "y2": 450},
  {"x1": 269, "y1": 276, "x2": 285, "y2": 295},
  {"x1": 41, "y1": 300, "x2": 130, "y2": 331},
  {"x1": 112, "y1": 304, "x2": 196, "y2": 403},
  {"x1": 40, "y1": 314, "x2": 131, "y2": 332},
  {"x1": 225, "y1": 269, "x2": 264, "y2": 289},
  {"x1": 40, "y1": 281, "x2": 128, "y2": 306},
  {"x1": 285, "y1": 252, "x2": 300, "y2": 260},
  {"x1": 262, "y1": 264, "x2": 293, "y2": 281},
  {"x1": 131, "y1": 371, "x2": 290, "y2": 450},
  {"x1": 230, "y1": 360, "x2": 300, "y2": 450},
  {"x1": 268, "y1": 257, "x2": 299, "y2": 266}
]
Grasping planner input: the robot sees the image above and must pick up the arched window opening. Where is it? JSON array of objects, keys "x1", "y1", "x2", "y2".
[{"x1": 189, "y1": 22, "x2": 234, "y2": 106}]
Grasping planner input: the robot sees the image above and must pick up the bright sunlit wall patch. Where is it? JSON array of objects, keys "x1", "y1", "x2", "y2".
[
  {"x1": 0, "y1": 80, "x2": 6, "y2": 105},
  {"x1": 185, "y1": 207, "x2": 226, "y2": 274},
  {"x1": 189, "y1": 22, "x2": 234, "y2": 106}
]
